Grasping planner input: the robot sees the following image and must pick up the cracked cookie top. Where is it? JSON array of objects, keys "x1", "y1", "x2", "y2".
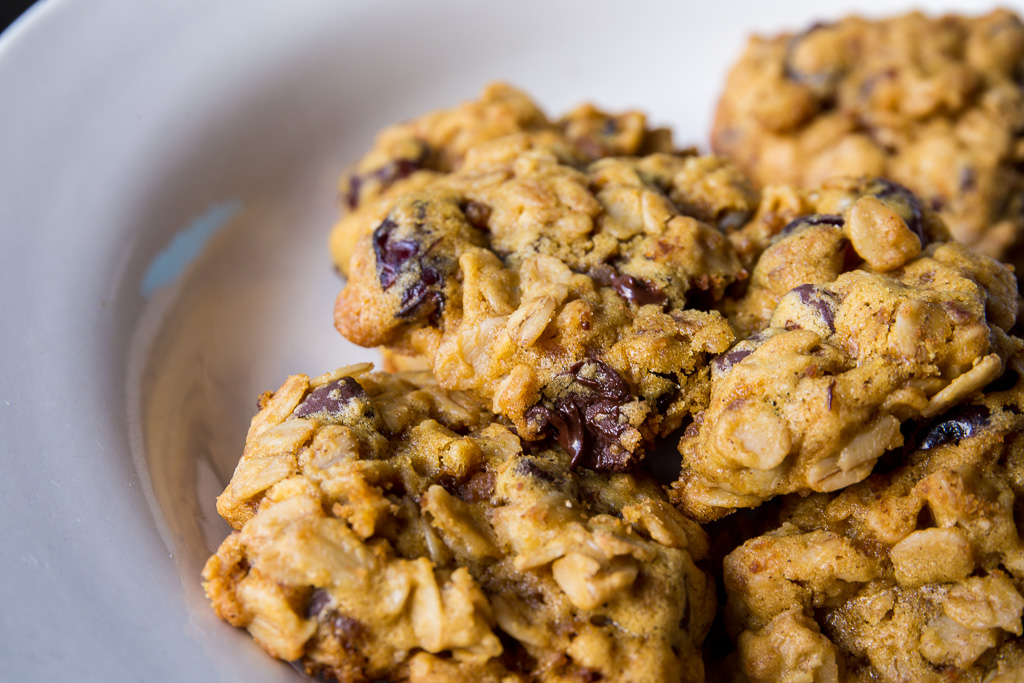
[
  {"x1": 333, "y1": 135, "x2": 758, "y2": 471},
  {"x1": 673, "y1": 178, "x2": 1021, "y2": 521},
  {"x1": 203, "y1": 366, "x2": 714, "y2": 683},
  {"x1": 712, "y1": 9, "x2": 1024, "y2": 259},
  {"x1": 330, "y1": 82, "x2": 677, "y2": 276},
  {"x1": 721, "y1": 373, "x2": 1024, "y2": 682}
]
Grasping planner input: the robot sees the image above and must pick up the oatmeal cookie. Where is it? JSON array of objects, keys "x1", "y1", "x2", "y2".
[
  {"x1": 203, "y1": 365, "x2": 715, "y2": 683},
  {"x1": 725, "y1": 176, "x2": 951, "y2": 338},
  {"x1": 673, "y1": 185, "x2": 1021, "y2": 520},
  {"x1": 712, "y1": 9, "x2": 1024, "y2": 259},
  {"x1": 333, "y1": 135, "x2": 759, "y2": 471},
  {"x1": 722, "y1": 371, "x2": 1024, "y2": 682},
  {"x1": 330, "y1": 82, "x2": 675, "y2": 275}
]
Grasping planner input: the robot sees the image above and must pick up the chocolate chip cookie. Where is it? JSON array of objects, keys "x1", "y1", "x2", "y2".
[
  {"x1": 712, "y1": 9, "x2": 1024, "y2": 260},
  {"x1": 203, "y1": 366, "x2": 715, "y2": 683},
  {"x1": 333, "y1": 133, "x2": 760, "y2": 471},
  {"x1": 722, "y1": 368, "x2": 1024, "y2": 682},
  {"x1": 330, "y1": 82, "x2": 675, "y2": 276},
  {"x1": 673, "y1": 178, "x2": 1022, "y2": 521}
]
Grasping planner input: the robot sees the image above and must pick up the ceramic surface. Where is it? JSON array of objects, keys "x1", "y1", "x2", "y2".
[{"x1": 0, "y1": 0, "x2": 1011, "y2": 679}]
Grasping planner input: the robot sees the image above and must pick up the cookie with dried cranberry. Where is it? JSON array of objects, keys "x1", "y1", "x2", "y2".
[
  {"x1": 330, "y1": 82, "x2": 676, "y2": 275},
  {"x1": 673, "y1": 204, "x2": 1021, "y2": 521},
  {"x1": 203, "y1": 365, "x2": 714, "y2": 683},
  {"x1": 333, "y1": 134, "x2": 759, "y2": 471},
  {"x1": 712, "y1": 9, "x2": 1024, "y2": 260},
  {"x1": 720, "y1": 371, "x2": 1024, "y2": 682}
]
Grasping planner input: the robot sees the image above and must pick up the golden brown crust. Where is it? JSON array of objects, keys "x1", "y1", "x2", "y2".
[
  {"x1": 203, "y1": 367, "x2": 714, "y2": 682},
  {"x1": 329, "y1": 82, "x2": 677, "y2": 276},
  {"x1": 722, "y1": 375, "x2": 1024, "y2": 682},
  {"x1": 673, "y1": 177, "x2": 1021, "y2": 521},
  {"x1": 713, "y1": 10, "x2": 1024, "y2": 260},
  {"x1": 333, "y1": 138, "x2": 759, "y2": 471}
]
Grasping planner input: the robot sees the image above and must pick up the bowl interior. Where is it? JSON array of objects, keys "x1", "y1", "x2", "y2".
[{"x1": 120, "y1": 0, "x2": 948, "y2": 675}]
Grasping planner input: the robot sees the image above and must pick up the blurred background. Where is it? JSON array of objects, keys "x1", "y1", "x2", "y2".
[{"x1": 3, "y1": 1, "x2": 36, "y2": 35}]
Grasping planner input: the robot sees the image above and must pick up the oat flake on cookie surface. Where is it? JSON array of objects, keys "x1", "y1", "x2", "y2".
[
  {"x1": 712, "y1": 9, "x2": 1024, "y2": 261},
  {"x1": 721, "y1": 365, "x2": 1024, "y2": 682},
  {"x1": 203, "y1": 365, "x2": 715, "y2": 683}
]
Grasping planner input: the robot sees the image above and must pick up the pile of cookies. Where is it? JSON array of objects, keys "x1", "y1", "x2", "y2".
[{"x1": 203, "y1": 10, "x2": 1024, "y2": 682}]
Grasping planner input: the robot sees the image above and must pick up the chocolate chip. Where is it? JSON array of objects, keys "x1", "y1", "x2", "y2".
[
  {"x1": 512, "y1": 457, "x2": 558, "y2": 485},
  {"x1": 343, "y1": 159, "x2": 424, "y2": 211},
  {"x1": 371, "y1": 210, "x2": 448, "y2": 324},
  {"x1": 779, "y1": 213, "x2": 845, "y2": 236},
  {"x1": 397, "y1": 265, "x2": 445, "y2": 324},
  {"x1": 306, "y1": 588, "x2": 332, "y2": 618},
  {"x1": 919, "y1": 404, "x2": 992, "y2": 450},
  {"x1": 790, "y1": 283, "x2": 840, "y2": 333},
  {"x1": 377, "y1": 158, "x2": 423, "y2": 187},
  {"x1": 294, "y1": 377, "x2": 369, "y2": 420},
  {"x1": 342, "y1": 144, "x2": 432, "y2": 210},
  {"x1": 959, "y1": 167, "x2": 976, "y2": 192},
  {"x1": 556, "y1": 403, "x2": 586, "y2": 465},
  {"x1": 312, "y1": 608, "x2": 368, "y2": 672},
  {"x1": 570, "y1": 359, "x2": 631, "y2": 401},
  {"x1": 783, "y1": 22, "x2": 838, "y2": 90},
  {"x1": 342, "y1": 174, "x2": 363, "y2": 211},
  {"x1": 527, "y1": 360, "x2": 638, "y2": 471},
  {"x1": 592, "y1": 265, "x2": 667, "y2": 308},
  {"x1": 329, "y1": 613, "x2": 365, "y2": 643},
  {"x1": 871, "y1": 178, "x2": 926, "y2": 246},
  {"x1": 711, "y1": 347, "x2": 754, "y2": 375},
  {"x1": 373, "y1": 218, "x2": 419, "y2": 290},
  {"x1": 451, "y1": 469, "x2": 495, "y2": 503},
  {"x1": 653, "y1": 373, "x2": 680, "y2": 413},
  {"x1": 463, "y1": 200, "x2": 491, "y2": 230},
  {"x1": 613, "y1": 272, "x2": 667, "y2": 307},
  {"x1": 858, "y1": 68, "x2": 897, "y2": 101},
  {"x1": 718, "y1": 209, "x2": 753, "y2": 233}
]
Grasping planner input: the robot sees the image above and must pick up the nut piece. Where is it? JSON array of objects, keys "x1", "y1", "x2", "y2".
[
  {"x1": 551, "y1": 553, "x2": 639, "y2": 610},
  {"x1": 737, "y1": 609, "x2": 841, "y2": 683},
  {"x1": 720, "y1": 377, "x2": 1024, "y2": 681},
  {"x1": 890, "y1": 527, "x2": 973, "y2": 588},
  {"x1": 712, "y1": 399, "x2": 792, "y2": 471},
  {"x1": 845, "y1": 195, "x2": 922, "y2": 271}
]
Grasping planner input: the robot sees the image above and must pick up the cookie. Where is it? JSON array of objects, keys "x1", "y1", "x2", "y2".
[
  {"x1": 333, "y1": 132, "x2": 760, "y2": 471},
  {"x1": 672, "y1": 178, "x2": 1021, "y2": 521},
  {"x1": 712, "y1": 9, "x2": 1024, "y2": 260},
  {"x1": 203, "y1": 366, "x2": 715, "y2": 683},
  {"x1": 725, "y1": 176, "x2": 951, "y2": 338},
  {"x1": 330, "y1": 82, "x2": 675, "y2": 276},
  {"x1": 721, "y1": 369, "x2": 1024, "y2": 682}
]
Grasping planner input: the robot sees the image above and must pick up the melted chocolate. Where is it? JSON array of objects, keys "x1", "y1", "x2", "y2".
[
  {"x1": 294, "y1": 377, "x2": 369, "y2": 420},
  {"x1": 525, "y1": 360, "x2": 639, "y2": 471}
]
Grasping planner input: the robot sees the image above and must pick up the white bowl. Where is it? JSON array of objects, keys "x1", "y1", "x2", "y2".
[{"x1": 1, "y1": 0, "x2": 1008, "y2": 678}]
